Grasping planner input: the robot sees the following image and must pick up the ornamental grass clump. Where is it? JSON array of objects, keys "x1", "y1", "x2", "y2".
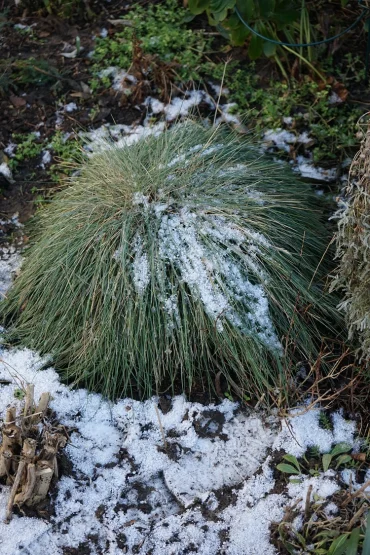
[
  {"x1": 331, "y1": 122, "x2": 370, "y2": 361},
  {"x1": 1, "y1": 123, "x2": 339, "y2": 400}
]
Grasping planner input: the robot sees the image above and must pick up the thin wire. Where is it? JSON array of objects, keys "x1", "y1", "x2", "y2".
[{"x1": 235, "y1": 1, "x2": 370, "y2": 48}]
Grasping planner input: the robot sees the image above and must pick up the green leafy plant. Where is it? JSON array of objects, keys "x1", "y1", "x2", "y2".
[
  {"x1": 1, "y1": 123, "x2": 340, "y2": 400},
  {"x1": 277, "y1": 512, "x2": 370, "y2": 554},
  {"x1": 188, "y1": 0, "x2": 308, "y2": 63},
  {"x1": 322, "y1": 443, "x2": 353, "y2": 471},
  {"x1": 277, "y1": 453, "x2": 302, "y2": 475},
  {"x1": 8, "y1": 133, "x2": 45, "y2": 171},
  {"x1": 277, "y1": 443, "x2": 354, "y2": 477},
  {"x1": 91, "y1": 0, "x2": 211, "y2": 88},
  {"x1": 48, "y1": 132, "x2": 83, "y2": 181}
]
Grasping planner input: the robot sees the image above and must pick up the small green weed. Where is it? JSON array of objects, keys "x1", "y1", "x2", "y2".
[
  {"x1": 275, "y1": 442, "x2": 370, "y2": 554},
  {"x1": 8, "y1": 133, "x2": 45, "y2": 170},
  {"x1": 277, "y1": 443, "x2": 356, "y2": 478},
  {"x1": 319, "y1": 411, "x2": 333, "y2": 430},
  {"x1": 48, "y1": 132, "x2": 84, "y2": 181},
  {"x1": 0, "y1": 58, "x2": 63, "y2": 95},
  {"x1": 13, "y1": 388, "x2": 25, "y2": 400}
]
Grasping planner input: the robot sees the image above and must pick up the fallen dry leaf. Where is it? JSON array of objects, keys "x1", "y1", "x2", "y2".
[
  {"x1": 9, "y1": 95, "x2": 26, "y2": 108},
  {"x1": 351, "y1": 453, "x2": 366, "y2": 462}
]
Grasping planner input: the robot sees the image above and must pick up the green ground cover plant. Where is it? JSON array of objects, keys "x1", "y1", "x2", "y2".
[
  {"x1": 0, "y1": 58, "x2": 63, "y2": 94},
  {"x1": 90, "y1": 0, "x2": 211, "y2": 90},
  {"x1": 1, "y1": 123, "x2": 340, "y2": 401},
  {"x1": 48, "y1": 132, "x2": 84, "y2": 181},
  {"x1": 7, "y1": 133, "x2": 45, "y2": 170},
  {"x1": 275, "y1": 431, "x2": 370, "y2": 554},
  {"x1": 205, "y1": 62, "x2": 362, "y2": 163}
]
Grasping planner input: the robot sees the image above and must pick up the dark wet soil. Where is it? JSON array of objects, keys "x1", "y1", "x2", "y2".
[{"x1": 0, "y1": 1, "x2": 149, "y2": 220}]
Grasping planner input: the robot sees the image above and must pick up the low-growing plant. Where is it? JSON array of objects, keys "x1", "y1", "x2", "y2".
[
  {"x1": 48, "y1": 132, "x2": 83, "y2": 181},
  {"x1": 277, "y1": 443, "x2": 354, "y2": 477},
  {"x1": 275, "y1": 442, "x2": 370, "y2": 554},
  {"x1": 0, "y1": 58, "x2": 63, "y2": 95},
  {"x1": 319, "y1": 411, "x2": 333, "y2": 430},
  {"x1": 188, "y1": 0, "x2": 302, "y2": 58},
  {"x1": 205, "y1": 62, "x2": 361, "y2": 162},
  {"x1": 91, "y1": 0, "x2": 212, "y2": 88},
  {"x1": 8, "y1": 133, "x2": 45, "y2": 170},
  {"x1": 277, "y1": 511, "x2": 370, "y2": 554},
  {"x1": 1, "y1": 122, "x2": 340, "y2": 400}
]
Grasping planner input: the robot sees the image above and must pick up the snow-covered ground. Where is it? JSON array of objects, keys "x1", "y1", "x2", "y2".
[{"x1": 0, "y1": 239, "x2": 368, "y2": 555}]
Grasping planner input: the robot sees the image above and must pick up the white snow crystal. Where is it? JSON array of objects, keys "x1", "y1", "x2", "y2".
[
  {"x1": 164, "y1": 91, "x2": 204, "y2": 121},
  {"x1": 98, "y1": 66, "x2": 137, "y2": 93},
  {"x1": 295, "y1": 155, "x2": 337, "y2": 182},
  {"x1": 4, "y1": 143, "x2": 16, "y2": 157},
  {"x1": 264, "y1": 129, "x2": 296, "y2": 152},
  {"x1": 209, "y1": 82, "x2": 230, "y2": 96},
  {"x1": 132, "y1": 234, "x2": 150, "y2": 294},
  {"x1": 40, "y1": 150, "x2": 51, "y2": 169},
  {"x1": 0, "y1": 249, "x2": 22, "y2": 300},
  {"x1": 145, "y1": 97, "x2": 165, "y2": 114},
  {"x1": 287, "y1": 473, "x2": 340, "y2": 510},
  {"x1": 324, "y1": 502, "x2": 339, "y2": 518},
  {"x1": 132, "y1": 192, "x2": 150, "y2": 208},
  {"x1": 274, "y1": 407, "x2": 356, "y2": 457},
  {"x1": 329, "y1": 92, "x2": 343, "y2": 105},
  {"x1": 64, "y1": 102, "x2": 78, "y2": 112},
  {"x1": 0, "y1": 162, "x2": 12, "y2": 180}
]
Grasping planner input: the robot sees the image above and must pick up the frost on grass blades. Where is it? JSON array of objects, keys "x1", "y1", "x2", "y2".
[{"x1": 1, "y1": 123, "x2": 339, "y2": 400}]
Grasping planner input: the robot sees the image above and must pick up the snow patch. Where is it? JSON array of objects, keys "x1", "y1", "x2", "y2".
[
  {"x1": 0, "y1": 337, "x2": 362, "y2": 555},
  {"x1": 40, "y1": 150, "x2": 51, "y2": 169},
  {"x1": 0, "y1": 162, "x2": 13, "y2": 181},
  {"x1": 64, "y1": 102, "x2": 77, "y2": 113}
]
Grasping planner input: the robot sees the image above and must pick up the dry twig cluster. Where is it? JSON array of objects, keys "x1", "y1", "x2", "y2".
[
  {"x1": 332, "y1": 117, "x2": 370, "y2": 361},
  {"x1": 0, "y1": 384, "x2": 67, "y2": 523}
]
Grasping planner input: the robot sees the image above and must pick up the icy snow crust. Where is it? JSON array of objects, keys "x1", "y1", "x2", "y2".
[{"x1": 0, "y1": 345, "x2": 361, "y2": 555}]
